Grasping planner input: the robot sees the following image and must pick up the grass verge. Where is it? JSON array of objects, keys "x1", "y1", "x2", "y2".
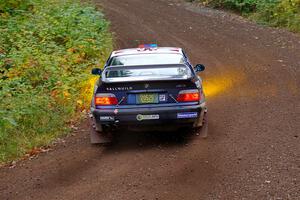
[{"x1": 0, "y1": 0, "x2": 113, "y2": 164}]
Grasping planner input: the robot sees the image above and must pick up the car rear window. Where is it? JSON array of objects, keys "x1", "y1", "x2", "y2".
[
  {"x1": 103, "y1": 65, "x2": 192, "y2": 82},
  {"x1": 109, "y1": 53, "x2": 185, "y2": 66}
]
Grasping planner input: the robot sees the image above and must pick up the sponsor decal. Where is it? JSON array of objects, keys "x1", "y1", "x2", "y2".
[
  {"x1": 195, "y1": 80, "x2": 201, "y2": 88},
  {"x1": 100, "y1": 116, "x2": 115, "y2": 121},
  {"x1": 177, "y1": 112, "x2": 198, "y2": 119},
  {"x1": 159, "y1": 94, "x2": 166, "y2": 102},
  {"x1": 106, "y1": 87, "x2": 133, "y2": 91},
  {"x1": 136, "y1": 114, "x2": 159, "y2": 121}
]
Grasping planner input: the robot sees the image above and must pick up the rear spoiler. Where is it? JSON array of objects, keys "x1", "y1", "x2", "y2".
[{"x1": 101, "y1": 64, "x2": 192, "y2": 83}]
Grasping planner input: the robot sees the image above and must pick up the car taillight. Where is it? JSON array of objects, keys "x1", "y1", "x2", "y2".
[
  {"x1": 95, "y1": 93, "x2": 118, "y2": 106},
  {"x1": 177, "y1": 89, "x2": 200, "y2": 102}
]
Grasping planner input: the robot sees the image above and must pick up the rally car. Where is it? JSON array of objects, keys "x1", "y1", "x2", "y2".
[{"x1": 90, "y1": 44, "x2": 207, "y2": 143}]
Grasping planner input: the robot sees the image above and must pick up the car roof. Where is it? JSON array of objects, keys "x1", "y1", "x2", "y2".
[{"x1": 111, "y1": 47, "x2": 183, "y2": 57}]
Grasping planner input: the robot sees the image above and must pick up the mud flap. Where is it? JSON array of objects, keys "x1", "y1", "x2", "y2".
[
  {"x1": 90, "y1": 129, "x2": 112, "y2": 144},
  {"x1": 194, "y1": 110, "x2": 208, "y2": 138},
  {"x1": 199, "y1": 113, "x2": 208, "y2": 138},
  {"x1": 89, "y1": 116, "x2": 112, "y2": 144}
]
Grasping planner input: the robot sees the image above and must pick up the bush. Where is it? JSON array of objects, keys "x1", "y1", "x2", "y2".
[
  {"x1": 205, "y1": 0, "x2": 259, "y2": 13},
  {"x1": 0, "y1": 0, "x2": 33, "y2": 15},
  {"x1": 254, "y1": 0, "x2": 300, "y2": 32},
  {"x1": 0, "y1": 0, "x2": 112, "y2": 163},
  {"x1": 191, "y1": 0, "x2": 300, "y2": 33}
]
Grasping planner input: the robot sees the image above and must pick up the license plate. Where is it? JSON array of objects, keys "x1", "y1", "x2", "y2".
[{"x1": 137, "y1": 93, "x2": 158, "y2": 104}]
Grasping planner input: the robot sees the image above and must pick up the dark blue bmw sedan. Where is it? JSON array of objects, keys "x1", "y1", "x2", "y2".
[{"x1": 90, "y1": 45, "x2": 207, "y2": 143}]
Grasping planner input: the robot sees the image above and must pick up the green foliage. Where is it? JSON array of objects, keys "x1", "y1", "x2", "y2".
[
  {"x1": 0, "y1": 0, "x2": 33, "y2": 15},
  {"x1": 202, "y1": 0, "x2": 259, "y2": 13},
  {"x1": 191, "y1": 0, "x2": 300, "y2": 32},
  {"x1": 0, "y1": 0, "x2": 112, "y2": 163},
  {"x1": 254, "y1": 0, "x2": 300, "y2": 32}
]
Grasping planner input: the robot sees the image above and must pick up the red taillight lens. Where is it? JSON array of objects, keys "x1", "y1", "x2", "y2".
[
  {"x1": 95, "y1": 94, "x2": 118, "y2": 106},
  {"x1": 177, "y1": 90, "x2": 200, "y2": 102}
]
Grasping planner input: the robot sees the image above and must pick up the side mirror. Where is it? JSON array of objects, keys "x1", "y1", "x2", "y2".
[
  {"x1": 194, "y1": 64, "x2": 205, "y2": 72},
  {"x1": 91, "y1": 68, "x2": 102, "y2": 75}
]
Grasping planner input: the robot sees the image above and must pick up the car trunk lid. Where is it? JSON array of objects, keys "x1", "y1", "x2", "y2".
[{"x1": 97, "y1": 80, "x2": 198, "y2": 106}]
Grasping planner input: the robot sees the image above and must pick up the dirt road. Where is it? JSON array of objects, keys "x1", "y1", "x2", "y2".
[{"x1": 1, "y1": 0, "x2": 299, "y2": 199}]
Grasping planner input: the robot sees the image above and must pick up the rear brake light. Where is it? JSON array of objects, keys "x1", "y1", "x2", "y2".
[
  {"x1": 95, "y1": 93, "x2": 118, "y2": 106},
  {"x1": 177, "y1": 90, "x2": 200, "y2": 102}
]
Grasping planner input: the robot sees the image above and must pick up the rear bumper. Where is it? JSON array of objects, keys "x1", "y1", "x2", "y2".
[{"x1": 91, "y1": 103, "x2": 206, "y2": 130}]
